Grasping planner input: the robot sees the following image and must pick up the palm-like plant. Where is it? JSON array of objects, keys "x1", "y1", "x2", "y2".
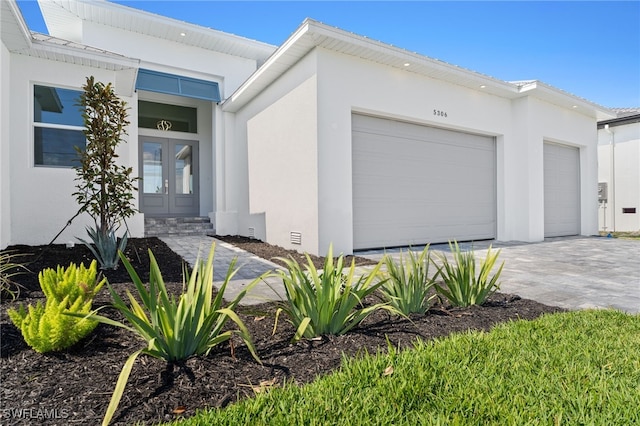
[
  {"x1": 433, "y1": 241, "x2": 504, "y2": 307},
  {"x1": 77, "y1": 242, "x2": 264, "y2": 425},
  {"x1": 380, "y1": 246, "x2": 436, "y2": 315},
  {"x1": 274, "y1": 244, "x2": 395, "y2": 342}
]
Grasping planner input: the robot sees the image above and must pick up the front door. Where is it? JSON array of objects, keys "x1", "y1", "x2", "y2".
[{"x1": 140, "y1": 137, "x2": 199, "y2": 216}]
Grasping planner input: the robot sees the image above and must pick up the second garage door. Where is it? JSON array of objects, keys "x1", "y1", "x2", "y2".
[
  {"x1": 352, "y1": 114, "x2": 496, "y2": 250},
  {"x1": 544, "y1": 142, "x2": 581, "y2": 237}
]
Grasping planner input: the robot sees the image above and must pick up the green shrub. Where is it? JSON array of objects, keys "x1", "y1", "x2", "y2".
[
  {"x1": 77, "y1": 224, "x2": 128, "y2": 270},
  {"x1": 433, "y1": 241, "x2": 503, "y2": 307},
  {"x1": 79, "y1": 242, "x2": 264, "y2": 426},
  {"x1": 7, "y1": 260, "x2": 105, "y2": 353},
  {"x1": 380, "y1": 246, "x2": 436, "y2": 315},
  {"x1": 274, "y1": 244, "x2": 396, "y2": 342},
  {"x1": 0, "y1": 250, "x2": 28, "y2": 300}
]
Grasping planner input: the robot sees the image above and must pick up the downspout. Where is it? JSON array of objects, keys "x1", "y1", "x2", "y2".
[{"x1": 604, "y1": 124, "x2": 615, "y2": 231}]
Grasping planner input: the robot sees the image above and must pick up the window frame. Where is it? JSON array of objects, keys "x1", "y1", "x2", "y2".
[{"x1": 32, "y1": 83, "x2": 86, "y2": 168}]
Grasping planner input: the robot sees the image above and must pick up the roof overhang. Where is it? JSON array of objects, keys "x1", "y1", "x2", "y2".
[
  {"x1": 223, "y1": 19, "x2": 616, "y2": 122},
  {"x1": 1, "y1": 0, "x2": 33, "y2": 51},
  {"x1": 38, "y1": 0, "x2": 276, "y2": 65}
]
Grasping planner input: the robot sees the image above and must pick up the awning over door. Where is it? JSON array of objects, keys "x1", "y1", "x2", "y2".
[{"x1": 352, "y1": 114, "x2": 497, "y2": 250}]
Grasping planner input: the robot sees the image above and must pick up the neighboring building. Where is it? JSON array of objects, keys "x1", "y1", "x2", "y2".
[
  {"x1": 1, "y1": 0, "x2": 616, "y2": 255},
  {"x1": 597, "y1": 109, "x2": 640, "y2": 233}
]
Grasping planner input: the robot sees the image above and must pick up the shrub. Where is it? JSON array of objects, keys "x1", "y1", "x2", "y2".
[
  {"x1": 79, "y1": 242, "x2": 264, "y2": 425},
  {"x1": 7, "y1": 260, "x2": 105, "y2": 353},
  {"x1": 380, "y1": 246, "x2": 436, "y2": 315},
  {"x1": 274, "y1": 244, "x2": 396, "y2": 342},
  {"x1": 0, "y1": 250, "x2": 28, "y2": 300},
  {"x1": 433, "y1": 241, "x2": 503, "y2": 307},
  {"x1": 74, "y1": 76, "x2": 137, "y2": 270}
]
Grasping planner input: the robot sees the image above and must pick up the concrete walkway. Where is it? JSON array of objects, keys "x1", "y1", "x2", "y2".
[
  {"x1": 161, "y1": 235, "x2": 640, "y2": 313},
  {"x1": 159, "y1": 235, "x2": 286, "y2": 304}
]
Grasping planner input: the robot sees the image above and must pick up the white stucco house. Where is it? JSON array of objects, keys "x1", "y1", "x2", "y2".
[
  {"x1": 1, "y1": 0, "x2": 616, "y2": 256},
  {"x1": 597, "y1": 109, "x2": 640, "y2": 233}
]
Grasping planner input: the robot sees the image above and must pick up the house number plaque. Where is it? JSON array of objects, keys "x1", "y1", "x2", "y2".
[
  {"x1": 157, "y1": 120, "x2": 172, "y2": 131},
  {"x1": 433, "y1": 109, "x2": 448, "y2": 118}
]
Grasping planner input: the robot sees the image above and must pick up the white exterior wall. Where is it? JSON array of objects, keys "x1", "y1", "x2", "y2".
[
  {"x1": 80, "y1": 23, "x2": 258, "y2": 98},
  {"x1": 6, "y1": 54, "x2": 142, "y2": 246},
  {"x1": 1, "y1": 41, "x2": 10, "y2": 248},
  {"x1": 598, "y1": 122, "x2": 640, "y2": 232},
  {"x1": 234, "y1": 47, "x2": 600, "y2": 255},
  {"x1": 222, "y1": 52, "x2": 320, "y2": 253},
  {"x1": 523, "y1": 97, "x2": 600, "y2": 239}
]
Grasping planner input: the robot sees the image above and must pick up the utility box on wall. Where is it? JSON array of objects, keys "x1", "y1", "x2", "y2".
[{"x1": 598, "y1": 182, "x2": 608, "y2": 203}]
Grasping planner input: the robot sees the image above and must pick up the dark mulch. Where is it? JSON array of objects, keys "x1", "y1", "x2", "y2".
[
  {"x1": 215, "y1": 235, "x2": 378, "y2": 269},
  {"x1": 0, "y1": 238, "x2": 564, "y2": 425}
]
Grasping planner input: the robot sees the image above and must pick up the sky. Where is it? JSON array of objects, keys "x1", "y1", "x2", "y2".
[{"x1": 15, "y1": 1, "x2": 640, "y2": 108}]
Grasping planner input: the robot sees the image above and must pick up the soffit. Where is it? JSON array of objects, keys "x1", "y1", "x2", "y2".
[
  {"x1": 1, "y1": 0, "x2": 32, "y2": 51},
  {"x1": 38, "y1": 0, "x2": 276, "y2": 64},
  {"x1": 224, "y1": 19, "x2": 615, "y2": 121},
  {"x1": 224, "y1": 19, "x2": 522, "y2": 112}
]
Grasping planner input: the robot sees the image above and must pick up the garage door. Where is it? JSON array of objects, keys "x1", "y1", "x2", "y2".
[
  {"x1": 544, "y1": 142, "x2": 580, "y2": 237},
  {"x1": 352, "y1": 114, "x2": 496, "y2": 250}
]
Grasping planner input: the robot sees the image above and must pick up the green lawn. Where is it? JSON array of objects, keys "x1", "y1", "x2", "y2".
[{"x1": 170, "y1": 310, "x2": 640, "y2": 425}]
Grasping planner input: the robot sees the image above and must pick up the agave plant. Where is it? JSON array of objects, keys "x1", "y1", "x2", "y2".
[
  {"x1": 77, "y1": 224, "x2": 128, "y2": 270},
  {"x1": 73, "y1": 242, "x2": 265, "y2": 425},
  {"x1": 380, "y1": 245, "x2": 436, "y2": 315},
  {"x1": 433, "y1": 241, "x2": 504, "y2": 307},
  {"x1": 274, "y1": 244, "x2": 396, "y2": 342}
]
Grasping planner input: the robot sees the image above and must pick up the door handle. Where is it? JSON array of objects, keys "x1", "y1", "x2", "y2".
[{"x1": 164, "y1": 179, "x2": 169, "y2": 194}]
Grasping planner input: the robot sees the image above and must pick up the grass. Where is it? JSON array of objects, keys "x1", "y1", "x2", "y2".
[
  {"x1": 169, "y1": 310, "x2": 640, "y2": 425},
  {"x1": 599, "y1": 231, "x2": 640, "y2": 240}
]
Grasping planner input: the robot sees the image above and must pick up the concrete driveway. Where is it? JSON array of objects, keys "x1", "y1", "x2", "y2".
[{"x1": 359, "y1": 236, "x2": 640, "y2": 314}]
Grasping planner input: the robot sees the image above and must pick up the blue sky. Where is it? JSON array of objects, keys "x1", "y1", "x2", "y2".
[{"x1": 16, "y1": 1, "x2": 640, "y2": 108}]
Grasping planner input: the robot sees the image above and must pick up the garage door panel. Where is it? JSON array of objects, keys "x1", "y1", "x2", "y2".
[
  {"x1": 544, "y1": 142, "x2": 580, "y2": 237},
  {"x1": 352, "y1": 114, "x2": 496, "y2": 250}
]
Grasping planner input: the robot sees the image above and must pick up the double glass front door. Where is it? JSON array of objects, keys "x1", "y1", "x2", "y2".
[{"x1": 140, "y1": 137, "x2": 199, "y2": 216}]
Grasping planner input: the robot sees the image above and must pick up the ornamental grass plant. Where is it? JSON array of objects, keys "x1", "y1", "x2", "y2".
[
  {"x1": 434, "y1": 241, "x2": 503, "y2": 307},
  {"x1": 79, "y1": 242, "x2": 265, "y2": 425},
  {"x1": 380, "y1": 245, "x2": 436, "y2": 315},
  {"x1": 274, "y1": 244, "x2": 396, "y2": 342}
]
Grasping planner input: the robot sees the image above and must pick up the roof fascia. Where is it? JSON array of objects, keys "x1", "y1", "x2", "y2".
[
  {"x1": 223, "y1": 19, "x2": 520, "y2": 112},
  {"x1": 517, "y1": 80, "x2": 616, "y2": 120}
]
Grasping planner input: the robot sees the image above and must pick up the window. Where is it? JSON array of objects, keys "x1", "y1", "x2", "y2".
[
  {"x1": 139, "y1": 101, "x2": 197, "y2": 133},
  {"x1": 33, "y1": 85, "x2": 85, "y2": 167}
]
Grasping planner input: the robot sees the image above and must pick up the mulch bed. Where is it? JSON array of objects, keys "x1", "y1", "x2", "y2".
[{"x1": 1, "y1": 237, "x2": 564, "y2": 425}]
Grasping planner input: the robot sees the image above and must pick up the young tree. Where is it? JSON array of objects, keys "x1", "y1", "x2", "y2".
[{"x1": 74, "y1": 76, "x2": 137, "y2": 269}]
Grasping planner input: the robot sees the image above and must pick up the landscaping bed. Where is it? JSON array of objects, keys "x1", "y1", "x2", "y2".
[{"x1": 1, "y1": 238, "x2": 563, "y2": 425}]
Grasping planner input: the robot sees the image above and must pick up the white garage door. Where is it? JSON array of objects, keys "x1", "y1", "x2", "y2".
[
  {"x1": 352, "y1": 114, "x2": 496, "y2": 250},
  {"x1": 544, "y1": 142, "x2": 580, "y2": 237}
]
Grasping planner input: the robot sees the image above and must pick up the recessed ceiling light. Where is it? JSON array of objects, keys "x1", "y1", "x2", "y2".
[
  {"x1": 180, "y1": 32, "x2": 186, "y2": 37},
  {"x1": 480, "y1": 85, "x2": 487, "y2": 89},
  {"x1": 403, "y1": 63, "x2": 410, "y2": 67},
  {"x1": 572, "y1": 105, "x2": 578, "y2": 108}
]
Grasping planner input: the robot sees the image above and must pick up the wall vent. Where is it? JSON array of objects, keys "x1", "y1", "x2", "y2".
[
  {"x1": 290, "y1": 231, "x2": 302, "y2": 245},
  {"x1": 248, "y1": 227, "x2": 255, "y2": 239}
]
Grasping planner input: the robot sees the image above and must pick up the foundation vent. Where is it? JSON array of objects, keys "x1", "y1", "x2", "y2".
[
  {"x1": 248, "y1": 227, "x2": 255, "y2": 239},
  {"x1": 290, "y1": 231, "x2": 302, "y2": 245}
]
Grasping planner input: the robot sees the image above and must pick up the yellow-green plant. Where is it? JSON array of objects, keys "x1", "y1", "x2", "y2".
[
  {"x1": 77, "y1": 243, "x2": 264, "y2": 426},
  {"x1": 381, "y1": 246, "x2": 436, "y2": 315},
  {"x1": 7, "y1": 260, "x2": 105, "y2": 353},
  {"x1": 433, "y1": 241, "x2": 504, "y2": 307},
  {"x1": 274, "y1": 244, "x2": 396, "y2": 342}
]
